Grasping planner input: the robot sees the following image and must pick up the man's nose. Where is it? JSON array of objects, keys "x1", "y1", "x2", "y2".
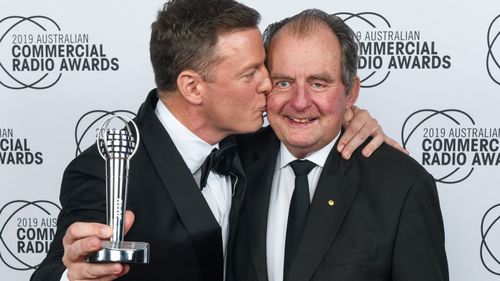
[
  {"x1": 289, "y1": 84, "x2": 312, "y2": 110},
  {"x1": 258, "y1": 67, "x2": 272, "y2": 95}
]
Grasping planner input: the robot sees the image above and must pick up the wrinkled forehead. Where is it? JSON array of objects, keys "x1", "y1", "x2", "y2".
[{"x1": 266, "y1": 24, "x2": 340, "y2": 66}]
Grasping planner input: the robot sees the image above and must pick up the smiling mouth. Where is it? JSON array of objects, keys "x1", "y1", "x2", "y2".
[{"x1": 287, "y1": 116, "x2": 318, "y2": 123}]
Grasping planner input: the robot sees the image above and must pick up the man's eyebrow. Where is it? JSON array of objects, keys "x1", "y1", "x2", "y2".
[
  {"x1": 234, "y1": 62, "x2": 260, "y2": 77},
  {"x1": 270, "y1": 73, "x2": 294, "y2": 80},
  {"x1": 307, "y1": 72, "x2": 334, "y2": 83},
  {"x1": 241, "y1": 60, "x2": 264, "y2": 71}
]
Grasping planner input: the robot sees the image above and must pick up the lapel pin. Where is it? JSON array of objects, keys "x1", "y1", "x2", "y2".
[{"x1": 328, "y1": 200, "x2": 335, "y2": 206}]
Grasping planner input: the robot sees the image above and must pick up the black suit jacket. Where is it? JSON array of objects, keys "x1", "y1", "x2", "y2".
[
  {"x1": 231, "y1": 127, "x2": 448, "y2": 281},
  {"x1": 31, "y1": 89, "x2": 246, "y2": 281}
]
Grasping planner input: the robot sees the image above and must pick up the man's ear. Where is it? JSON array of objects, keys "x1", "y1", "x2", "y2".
[
  {"x1": 346, "y1": 76, "x2": 360, "y2": 107},
  {"x1": 177, "y1": 70, "x2": 204, "y2": 105}
]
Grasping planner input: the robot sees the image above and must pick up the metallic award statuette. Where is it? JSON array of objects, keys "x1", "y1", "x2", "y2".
[{"x1": 87, "y1": 114, "x2": 150, "y2": 264}]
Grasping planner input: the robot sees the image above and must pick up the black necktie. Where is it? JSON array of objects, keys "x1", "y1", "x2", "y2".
[
  {"x1": 284, "y1": 159, "x2": 316, "y2": 278},
  {"x1": 198, "y1": 140, "x2": 236, "y2": 190}
]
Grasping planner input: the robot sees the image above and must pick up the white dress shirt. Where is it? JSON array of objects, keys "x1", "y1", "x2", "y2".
[
  {"x1": 155, "y1": 99, "x2": 233, "y2": 260},
  {"x1": 266, "y1": 134, "x2": 339, "y2": 281}
]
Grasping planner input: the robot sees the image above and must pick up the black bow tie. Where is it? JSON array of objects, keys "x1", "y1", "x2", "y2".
[{"x1": 199, "y1": 138, "x2": 236, "y2": 190}]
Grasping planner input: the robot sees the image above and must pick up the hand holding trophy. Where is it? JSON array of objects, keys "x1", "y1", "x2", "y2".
[{"x1": 87, "y1": 114, "x2": 150, "y2": 264}]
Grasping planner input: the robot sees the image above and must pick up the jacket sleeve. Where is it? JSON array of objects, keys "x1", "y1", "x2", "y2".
[
  {"x1": 30, "y1": 147, "x2": 107, "y2": 281},
  {"x1": 391, "y1": 172, "x2": 449, "y2": 281}
]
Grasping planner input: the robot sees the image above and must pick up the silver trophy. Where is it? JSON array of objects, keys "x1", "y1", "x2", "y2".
[{"x1": 87, "y1": 114, "x2": 150, "y2": 263}]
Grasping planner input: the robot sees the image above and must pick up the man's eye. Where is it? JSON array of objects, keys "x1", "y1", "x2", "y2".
[
  {"x1": 275, "y1": 81, "x2": 290, "y2": 88},
  {"x1": 244, "y1": 70, "x2": 256, "y2": 78},
  {"x1": 311, "y1": 82, "x2": 325, "y2": 88}
]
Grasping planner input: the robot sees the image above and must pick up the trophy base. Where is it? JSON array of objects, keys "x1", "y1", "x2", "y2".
[{"x1": 87, "y1": 241, "x2": 150, "y2": 264}]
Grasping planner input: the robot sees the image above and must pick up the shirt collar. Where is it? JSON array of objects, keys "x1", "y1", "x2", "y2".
[
  {"x1": 278, "y1": 133, "x2": 340, "y2": 169},
  {"x1": 154, "y1": 99, "x2": 218, "y2": 174}
]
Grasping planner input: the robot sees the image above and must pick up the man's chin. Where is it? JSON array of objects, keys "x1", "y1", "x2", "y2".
[{"x1": 282, "y1": 141, "x2": 317, "y2": 158}]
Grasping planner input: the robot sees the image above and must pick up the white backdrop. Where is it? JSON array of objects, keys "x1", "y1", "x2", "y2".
[{"x1": 1, "y1": 0, "x2": 499, "y2": 280}]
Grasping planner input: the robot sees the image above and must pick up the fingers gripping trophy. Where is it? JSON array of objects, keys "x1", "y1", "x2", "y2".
[{"x1": 87, "y1": 114, "x2": 150, "y2": 264}]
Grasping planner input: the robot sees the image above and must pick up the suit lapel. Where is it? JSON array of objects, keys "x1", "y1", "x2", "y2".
[
  {"x1": 244, "y1": 129, "x2": 280, "y2": 281},
  {"x1": 226, "y1": 145, "x2": 246, "y2": 270},
  {"x1": 288, "y1": 147, "x2": 359, "y2": 281},
  {"x1": 137, "y1": 90, "x2": 223, "y2": 281}
]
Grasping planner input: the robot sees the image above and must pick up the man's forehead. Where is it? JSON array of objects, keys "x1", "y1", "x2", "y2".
[{"x1": 268, "y1": 27, "x2": 339, "y2": 60}]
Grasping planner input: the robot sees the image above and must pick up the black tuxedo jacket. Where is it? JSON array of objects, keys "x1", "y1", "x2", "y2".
[
  {"x1": 31, "y1": 89, "x2": 246, "y2": 281},
  {"x1": 231, "y1": 127, "x2": 448, "y2": 281}
]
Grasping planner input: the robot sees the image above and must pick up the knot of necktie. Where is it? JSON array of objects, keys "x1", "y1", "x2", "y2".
[
  {"x1": 199, "y1": 140, "x2": 236, "y2": 190},
  {"x1": 289, "y1": 159, "x2": 316, "y2": 177}
]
